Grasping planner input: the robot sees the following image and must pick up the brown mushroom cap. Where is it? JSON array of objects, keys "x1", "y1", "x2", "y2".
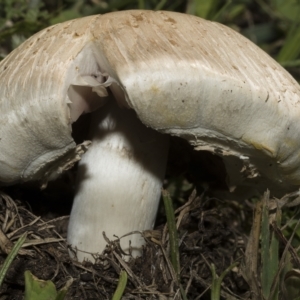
[{"x1": 0, "y1": 10, "x2": 299, "y2": 192}]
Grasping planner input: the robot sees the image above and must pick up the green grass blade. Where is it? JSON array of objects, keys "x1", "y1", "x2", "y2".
[
  {"x1": 0, "y1": 232, "x2": 27, "y2": 288},
  {"x1": 112, "y1": 270, "x2": 128, "y2": 300},
  {"x1": 155, "y1": 0, "x2": 167, "y2": 11},
  {"x1": 277, "y1": 25, "x2": 300, "y2": 63},
  {"x1": 261, "y1": 192, "x2": 280, "y2": 300},
  {"x1": 211, "y1": 263, "x2": 221, "y2": 300},
  {"x1": 210, "y1": 262, "x2": 238, "y2": 300},
  {"x1": 162, "y1": 189, "x2": 180, "y2": 280},
  {"x1": 261, "y1": 193, "x2": 272, "y2": 299},
  {"x1": 268, "y1": 208, "x2": 280, "y2": 300}
]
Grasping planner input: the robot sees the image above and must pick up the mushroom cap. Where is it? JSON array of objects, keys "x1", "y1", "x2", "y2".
[{"x1": 0, "y1": 10, "x2": 300, "y2": 191}]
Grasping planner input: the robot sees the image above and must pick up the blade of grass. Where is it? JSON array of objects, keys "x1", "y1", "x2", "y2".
[
  {"x1": 261, "y1": 192, "x2": 280, "y2": 300},
  {"x1": 155, "y1": 0, "x2": 167, "y2": 10},
  {"x1": 112, "y1": 271, "x2": 128, "y2": 300},
  {"x1": 162, "y1": 189, "x2": 180, "y2": 280},
  {"x1": 0, "y1": 232, "x2": 27, "y2": 287},
  {"x1": 277, "y1": 25, "x2": 300, "y2": 63},
  {"x1": 268, "y1": 204, "x2": 281, "y2": 300},
  {"x1": 280, "y1": 59, "x2": 300, "y2": 68},
  {"x1": 244, "y1": 200, "x2": 262, "y2": 297},
  {"x1": 270, "y1": 219, "x2": 300, "y2": 300},
  {"x1": 162, "y1": 190, "x2": 189, "y2": 299},
  {"x1": 261, "y1": 192, "x2": 272, "y2": 299},
  {"x1": 210, "y1": 262, "x2": 239, "y2": 300}
]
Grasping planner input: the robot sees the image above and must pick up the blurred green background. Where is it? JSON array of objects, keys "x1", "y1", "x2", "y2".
[{"x1": 0, "y1": 0, "x2": 299, "y2": 79}]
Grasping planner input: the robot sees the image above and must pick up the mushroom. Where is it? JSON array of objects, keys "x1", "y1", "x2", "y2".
[{"x1": 0, "y1": 10, "x2": 300, "y2": 262}]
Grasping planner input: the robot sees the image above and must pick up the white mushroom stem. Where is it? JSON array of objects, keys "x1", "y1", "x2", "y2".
[{"x1": 67, "y1": 99, "x2": 169, "y2": 262}]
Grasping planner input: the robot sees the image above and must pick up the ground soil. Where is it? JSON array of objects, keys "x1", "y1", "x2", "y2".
[{"x1": 0, "y1": 172, "x2": 252, "y2": 300}]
